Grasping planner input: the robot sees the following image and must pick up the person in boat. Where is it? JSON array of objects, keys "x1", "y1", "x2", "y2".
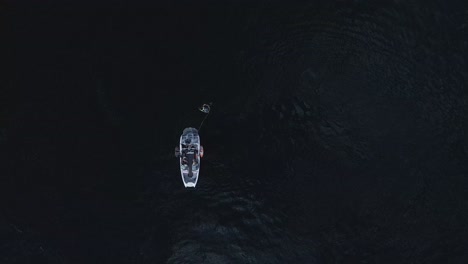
[{"x1": 185, "y1": 150, "x2": 195, "y2": 177}]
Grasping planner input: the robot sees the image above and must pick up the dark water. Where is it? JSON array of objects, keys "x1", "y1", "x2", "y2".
[{"x1": 2, "y1": 1, "x2": 468, "y2": 263}]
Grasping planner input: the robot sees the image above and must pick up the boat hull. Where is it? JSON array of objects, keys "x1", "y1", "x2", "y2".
[{"x1": 179, "y1": 128, "x2": 201, "y2": 188}]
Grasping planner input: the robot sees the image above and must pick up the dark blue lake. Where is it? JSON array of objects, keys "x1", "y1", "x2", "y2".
[{"x1": 2, "y1": 1, "x2": 468, "y2": 263}]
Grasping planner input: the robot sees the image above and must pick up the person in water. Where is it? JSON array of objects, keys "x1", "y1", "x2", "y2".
[{"x1": 199, "y1": 103, "x2": 211, "y2": 114}]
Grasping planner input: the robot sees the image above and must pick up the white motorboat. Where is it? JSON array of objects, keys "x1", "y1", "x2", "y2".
[{"x1": 175, "y1": 127, "x2": 204, "y2": 188}]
